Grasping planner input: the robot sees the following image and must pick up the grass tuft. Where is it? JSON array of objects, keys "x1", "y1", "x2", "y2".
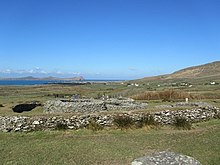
[
  {"x1": 113, "y1": 115, "x2": 134, "y2": 130},
  {"x1": 55, "y1": 122, "x2": 68, "y2": 130},
  {"x1": 86, "y1": 119, "x2": 103, "y2": 132},
  {"x1": 136, "y1": 114, "x2": 159, "y2": 128},
  {"x1": 214, "y1": 111, "x2": 220, "y2": 119},
  {"x1": 173, "y1": 116, "x2": 192, "y2": 130}
]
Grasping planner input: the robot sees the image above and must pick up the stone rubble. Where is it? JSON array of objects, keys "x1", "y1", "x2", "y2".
[{"x1": 43, "y1": 98, "x2": 148, "y2": 113}]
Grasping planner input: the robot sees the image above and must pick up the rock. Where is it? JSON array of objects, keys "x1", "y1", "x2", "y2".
[
  {"x1": 23, "y1": 126, "x2": 29, "y2": 130},
  {"x1": 14, "y1": 127, "x2": 21, "y2": 132},
  {"x1": 2, "y1": 129, "x2": 10, "y2": 133},
  {"x1": 132, "y1": 151, "x2": 202, "y2": 165},
  {"x1": 32, "y1": 121, "x2": 40, "y2": 125},
  {"x1": 68, "y1": 126, "x2": 74, "y2": 129}
]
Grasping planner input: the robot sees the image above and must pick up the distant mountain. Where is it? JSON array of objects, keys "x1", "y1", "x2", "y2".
[
  {"x1": 138, "y1": 61, "x2": 220, "y2": 82},
  {"x1": 0, "y1": 76, "x2": 85, "y2": 81}
]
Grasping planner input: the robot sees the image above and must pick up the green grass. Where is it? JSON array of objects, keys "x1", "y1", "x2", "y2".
[{"x1": 0, "y1": 119, "x2": 220, "y2": 165}]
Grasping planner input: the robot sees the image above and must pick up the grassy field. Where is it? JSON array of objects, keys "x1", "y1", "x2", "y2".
[{"x1": 0, "y1": 119, "x2": 220, "y2": 165}]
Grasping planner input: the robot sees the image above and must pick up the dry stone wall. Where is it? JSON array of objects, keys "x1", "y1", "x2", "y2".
[{"x1": 1, "y1": 104, "x2": 219, "y2": 132}]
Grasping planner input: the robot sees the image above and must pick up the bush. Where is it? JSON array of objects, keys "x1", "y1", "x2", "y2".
[
  {"x1": 55, "y1": 122, "x2": 68, "y2": 130},
  {"x1": 173, "y1": 117, "x2": 192, "y2": 130},
  {"x1": 87, "y1": 120, "x2": 103, "y2": 132},
  {"x1": 137, "y1": 114, "x2": 159, "y2": 128},
  {"x1": 113, "y1": 115, "x2": 134, "y2": 130}
]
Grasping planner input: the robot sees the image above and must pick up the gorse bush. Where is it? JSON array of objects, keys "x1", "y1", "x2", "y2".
[
  {"x1": 113, "y1": 114, "x2": 160, "y2": 130},
  {"x1": 55, "y1": 122, "x2": 68, "y2": 130},
  {"x1": 113, "y1": 115, "x2": 134, "y2": 130},
  {"x1": 87, "y1": 120, "x2": 103, "y2": 132},
  {"x1": 173, "y1": 117, "x2": 192, "y2": 130},
  {"x1": 137, "y1": 114, "x2": 159, "y2": 128}
]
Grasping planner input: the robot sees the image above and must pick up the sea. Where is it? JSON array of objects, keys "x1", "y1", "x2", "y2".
[{"x1": 0, "y1": 80, "x2": 123, "y2": 86}]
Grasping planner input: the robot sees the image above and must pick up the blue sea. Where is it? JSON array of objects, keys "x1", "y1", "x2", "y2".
[{"x1": 0, "y1": 80, "x2": 123, "y2": 86}]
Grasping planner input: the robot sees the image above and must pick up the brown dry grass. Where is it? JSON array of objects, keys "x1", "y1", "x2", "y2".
[{"x1": 132, "y1": 89, "x2": 203, "y2": 101}]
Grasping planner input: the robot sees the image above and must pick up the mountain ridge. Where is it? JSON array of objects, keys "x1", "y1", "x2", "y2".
[
  {"x1": 139, "y1": 61, "x2": 220, "y2": 81},
  {"x1": 167, "y1": 61, "x2": 220, "y2": 79}
]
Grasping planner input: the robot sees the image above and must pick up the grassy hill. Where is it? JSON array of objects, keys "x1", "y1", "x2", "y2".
[
  {"x1": 167, "y1": 61, "x2": 220, "y2": 79},
  {"x1": 126, "y1": 61, "x2": 220, "y2": 100},
  {"x1": 135, "y1": 61, "x2": 220, "y2": 84},
  {"x1": 140, "y1": 61, "x2": 220, "y2": 81}
]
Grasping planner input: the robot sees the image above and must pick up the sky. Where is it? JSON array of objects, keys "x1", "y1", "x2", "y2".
[{"x1": 0, "y1": 0, "x2": 219, "y2": 80}]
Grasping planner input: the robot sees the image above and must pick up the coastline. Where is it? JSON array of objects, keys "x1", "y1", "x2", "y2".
[{"x1": 0, "y1": 79, "x2": 124, "y2": 86}]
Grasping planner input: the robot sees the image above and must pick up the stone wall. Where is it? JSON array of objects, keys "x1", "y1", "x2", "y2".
[
  {"x1": 43, "y1": 98, "x2": 148, "y2": 113},
  {"x1": 1, "y1": 105, "x2": 219, "y2": 132}
]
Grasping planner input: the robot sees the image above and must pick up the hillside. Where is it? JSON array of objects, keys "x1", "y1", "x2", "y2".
[
  {"x1": 166, "y1": 61, "x2": 220, "y2": 79},
  {"x1": 140, "y1": 61, "x2": 220, "y2": 81}
]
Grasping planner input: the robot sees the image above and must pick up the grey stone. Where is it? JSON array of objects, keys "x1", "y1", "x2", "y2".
[
  {"x1": 14, "y1": 127, "x2": 21, "y2": 132},
  {"x1": 32, "y1": 121, "x2": 40, "y2": 125},
  {"x1": 132, "y1": 151, "x2": 202, "y2": 165},
  {"x1": 2, "y1": 129, "x2": 10, "y2": 133}
]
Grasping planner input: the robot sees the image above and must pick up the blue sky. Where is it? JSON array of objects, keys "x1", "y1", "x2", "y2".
[{"x1": 0, "y1": 0, "x2": 219, "y2": 79}]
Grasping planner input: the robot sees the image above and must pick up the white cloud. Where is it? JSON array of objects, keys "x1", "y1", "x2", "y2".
[
  {"x1": 39, "y1": 70, "x2": 48, "y2": 74},
  {"x1": 0, "y1": 68, "x2": 85, "y2": 77},
  {"x1": 128, "y1": 67, "x2": 137, "y2": 71},
  {"x1": 0, "y1": 68, "x2": 48, "y2": 75},
  {"x1": 56, "y1": 71, "x2": 64, "y2": 74},
  {"x1": 71, "y1": 72, "x2": 81, "y2": 75},
  {"x1": 28, "y1": 69, "x2": 34, "y2": 73},
  {"x1": 35, "y1": 67, "x2": 40, "y2": 70},
  {"x1": 0, "y1": 69, "x2": 12, "y2": 74}
]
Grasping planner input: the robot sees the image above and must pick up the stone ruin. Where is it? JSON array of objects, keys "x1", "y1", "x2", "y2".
[{"x1": 43, "y1": 97, "x2": 148, "y2": 113}]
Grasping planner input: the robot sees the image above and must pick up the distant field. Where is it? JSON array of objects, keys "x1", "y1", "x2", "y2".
[{"x1": 0, "y1": 82, "x2": 220, "y2": 116}]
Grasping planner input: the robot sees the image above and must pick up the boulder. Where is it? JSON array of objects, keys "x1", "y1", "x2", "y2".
[{"x1": 132, "y1": 151, "x2": 202, "y2": 165}]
